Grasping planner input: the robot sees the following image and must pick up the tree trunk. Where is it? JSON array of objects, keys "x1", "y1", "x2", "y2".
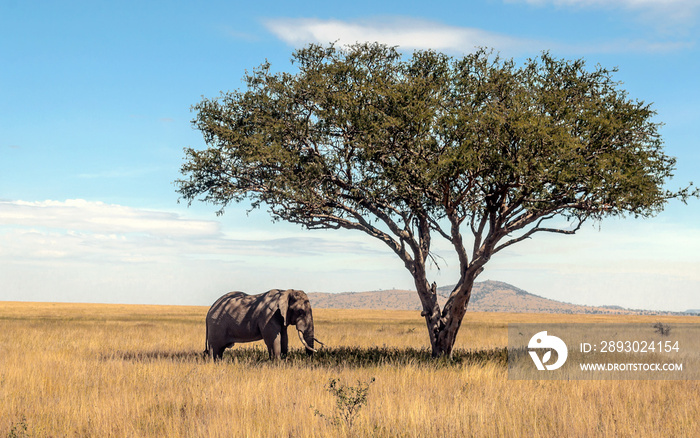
[
  {"x1": 434, "y1": 282, "x2": 473, "y2": 357},
  {"x1": 416, "y1": 268, "x2": 480, "y2": 358},
  {"x1": 413, "y1": 270, "x2": 442, "y2": 355}
]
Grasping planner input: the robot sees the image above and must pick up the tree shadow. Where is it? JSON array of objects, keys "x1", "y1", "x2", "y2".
[
  {"x1": 101, "y1": 350, "x2": 205, "y2": 362},
  {"x1": 297, "y1": 346, "x2": 508, "y2": 368},
  {"x1": 102, "y1": 346, "x2": 508, "y2": 368}
]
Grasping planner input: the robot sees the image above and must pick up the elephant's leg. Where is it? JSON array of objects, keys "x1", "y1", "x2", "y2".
[
  {"x1": 280, "y1": 327, "x2": 289, "y2": 358},
  {"x1": 263, "y1": 331, "x2": 282, "y2": 360},
  {"x1": 213, "y1": 344, "x2": 228, "y2": 361}
]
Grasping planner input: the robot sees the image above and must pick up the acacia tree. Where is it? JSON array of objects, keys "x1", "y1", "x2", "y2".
[{"x1": 177, "y1": 43, "x2": 695, "y2": 357}]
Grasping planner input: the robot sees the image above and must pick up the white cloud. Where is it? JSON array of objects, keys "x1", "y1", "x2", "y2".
[
  {"x1": 512, "y1": 0, "x2": 699, "y2": 27},
  {"x1": 519, "y1": 0, "x2": 693, "y2": 7},
  {"x1": 264, "y1": 17, "x2": 543, "y2": 55},
  {"x1": 264, "y1": 17, "x2": 691, "y2": 55},
  {"x1": 0, "y1": 199, "x2": 219, "y2": 238},
  {"x1": 1, "y1": 199, "x2": 698, "y2": 310},
  {"x1": 0, "y1": 199, "x2": 401, "y2": 304},
  {"x1": 481, "y1": 220, "x2": 700, "y2": 311},
  {"x1": 0, "y1": 199, "x2": 383, "y2": 260}
]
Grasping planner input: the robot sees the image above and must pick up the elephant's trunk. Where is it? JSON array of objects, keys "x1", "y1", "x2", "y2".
[{"x1": 297, "y1": 329, "x2": 316, "y2": 353}]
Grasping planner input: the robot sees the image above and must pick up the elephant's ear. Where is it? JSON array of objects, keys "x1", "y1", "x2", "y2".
[
  {"x1": 277, "y1": 289, "x2": 290, "y2": 326},
  {"x1": 259, "y1": 289, "x2": 288, "y2": 328}
]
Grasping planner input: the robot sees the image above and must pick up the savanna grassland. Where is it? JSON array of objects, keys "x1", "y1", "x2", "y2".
[{"x1": 1, "y1": 302, "x2": 698, "y2": 437}]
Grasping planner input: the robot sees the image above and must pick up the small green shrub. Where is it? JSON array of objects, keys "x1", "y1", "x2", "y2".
[
  {"x1": 653, "y1": 322, "x2": 671, "y2": 336},
  {"x1": 314, "y1": 377, "x2": 376, "y2": 430}
]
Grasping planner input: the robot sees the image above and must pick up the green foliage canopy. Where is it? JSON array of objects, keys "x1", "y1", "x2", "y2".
[{"x1": 179, "y1": 43, "x2": 686, "y2": 267}]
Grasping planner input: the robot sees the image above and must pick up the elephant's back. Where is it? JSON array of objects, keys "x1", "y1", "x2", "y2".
[
  {"x1": 212, "y1": 291, "x2": 248, "y2": 304},
  {"x1": 207, "y1": 291, "x2": 250, "y2": 319}
]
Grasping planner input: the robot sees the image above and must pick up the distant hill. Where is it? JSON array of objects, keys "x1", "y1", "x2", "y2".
[{"x1": 308, "y1": 280, "x2": 683, "y2": 315}]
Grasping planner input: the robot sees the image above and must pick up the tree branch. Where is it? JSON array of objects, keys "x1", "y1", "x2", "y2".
[
  {"x1": 306, "y1": 205, "x2": 414, "y2": 265},
  {"x1": 493, "y1": 215, "x2": 584, "y2": 254}
]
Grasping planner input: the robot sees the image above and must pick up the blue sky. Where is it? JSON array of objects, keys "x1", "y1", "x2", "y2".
[{"x1": 1, "y1": 0, "x2": 699, "y2": 310}]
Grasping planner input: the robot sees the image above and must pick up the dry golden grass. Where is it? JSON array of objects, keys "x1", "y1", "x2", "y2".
[{"x1": 1, "y1": 302, "x2": 698, "y2": 437}]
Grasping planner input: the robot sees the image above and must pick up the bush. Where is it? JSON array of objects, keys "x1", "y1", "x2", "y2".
[
  {"x1": 314, "y1": 377, "x2": 376, "y2": 431},
  {"x1": 653, "y1": 322, "x2": 671, "y2": 336}
]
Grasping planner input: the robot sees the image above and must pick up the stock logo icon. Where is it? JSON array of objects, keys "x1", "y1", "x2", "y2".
[{"x1": 528, "y1": 331, "x2": 568, "y2": 371}]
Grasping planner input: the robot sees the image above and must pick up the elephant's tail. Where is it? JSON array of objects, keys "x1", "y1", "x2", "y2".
[{"x1": 203, "y1": 321, "x2": 209, "y2": 358}]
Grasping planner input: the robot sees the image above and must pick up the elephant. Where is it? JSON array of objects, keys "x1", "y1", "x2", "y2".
[{"x1": 204, "y1": 288, "x2": 323, "y2": 360}]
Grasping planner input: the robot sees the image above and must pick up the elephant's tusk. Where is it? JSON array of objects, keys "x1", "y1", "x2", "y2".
[
  {"x1": 297, "y1": 330, "x2": 317, "y2": 353},
  {"x1": 313, "y1": 337, "x2": 325, "y2": 347}
]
